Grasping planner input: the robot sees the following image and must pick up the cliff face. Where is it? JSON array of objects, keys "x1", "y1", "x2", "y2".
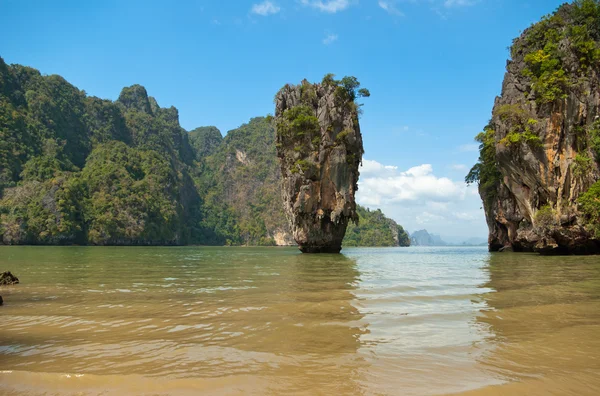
[
  {"x1": 470, "y1": 1, "x2": 600, "y2": 254},
  {"x1": 274, "y1": 77, "x2": 367, "y2": 253},
  {"x1": 193, "y1": 117, "x2": 293, "y2": 246}
]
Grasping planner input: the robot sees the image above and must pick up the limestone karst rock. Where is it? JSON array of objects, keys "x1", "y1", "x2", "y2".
[
  {"x1": 274, "y1": 76, "x2": 368, "y2": 253},
  {"x1": 468, "y1": 1, "x2": 600, "y2": 254}
]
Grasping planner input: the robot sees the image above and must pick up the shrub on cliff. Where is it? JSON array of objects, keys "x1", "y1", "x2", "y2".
[
  {"x1": 579, "y1": 181, "x2": 600, "y2": 237},
  {"x1": 514, "y1": 0, "x2": 600, "y2": 104},
  {"x1": 534, "y1": 205, "x2": 558, "y2": 230},
  {"x1": 466, "y1": 126, "x2": 502, "y2": 207}
]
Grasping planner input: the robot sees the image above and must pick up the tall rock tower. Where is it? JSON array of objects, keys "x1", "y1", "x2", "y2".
[
  {"x1": 467, "y1": 1, "x2": 600, "y2": 254},
  {"x1": 274, "y1": 76, "x2": 369, "y2": 253}
]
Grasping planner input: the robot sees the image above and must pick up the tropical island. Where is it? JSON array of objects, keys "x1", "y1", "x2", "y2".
[
  {"x1": 467, "y1": 0, "x2": 600, "y2": 254},
  {"x1": 3, "y1": 1, "x2": 600, "y2": 396},
  {"x1": 0, "y1": 60, "x2": 410, "y2": 248}
]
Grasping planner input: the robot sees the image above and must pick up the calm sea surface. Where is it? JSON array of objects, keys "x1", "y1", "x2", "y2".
[{"x1": 0, "y1": 246, "x2": 599, "y2": 395}]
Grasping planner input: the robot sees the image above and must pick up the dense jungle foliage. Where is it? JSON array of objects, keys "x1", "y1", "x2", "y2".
[
  {"x1": 0, "y1": 58, "x2": 407, "y2": 246},
  {"x1": 344, "y1": 206, "x2": 410, "y2": 247}
]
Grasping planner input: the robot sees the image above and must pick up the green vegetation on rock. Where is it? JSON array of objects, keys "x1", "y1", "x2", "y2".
[
  {"x1": 495, "y1": 105, "x2": 542, "y2": 148},
  {"x1": 513, "y1": 0, "x2": 600, "y2": 104},
  {"x1": 465, "y1": 125, "x2": 502, "y2": 207},
  {"x1": 590, "y1": 120, "x2": 600, "y2": 160},
  {"x1": 194, "y1": 117, "x2": 286, "y2": 246},
  {"x1": 579, "y1": 181, "x2": 600, "y2": 237},
  {"x1": 344, "y1": 206, "x2": 410, "y2": 247},
  {"x1": 0, "y1": 57, "x2": 199, "y2": 245},
  {"x1": 0, "y1": 58, "x2": 408, "y2": 247},
  {"x1": 468, "y1": 0, "x2": 600, "y2": 254},
  {"x1": 534, "y1": 204, "x2": 558, "y2": 230},
  {"x1": 188, "y1": 126, "x2": 223, "y2": 162}
]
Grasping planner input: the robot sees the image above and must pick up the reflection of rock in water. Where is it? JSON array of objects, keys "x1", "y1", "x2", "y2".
[
  {"x1": 475, "y1": 253, "x2": 600, "y2": 390},
  {"x1": 284, "y1": 253, "x2": 366, "y2": 352},
  {"x1": 260, "y1": 253, "x2": 367, "y2": 394},
  {"x1": 0, "y1": 248, "x2": 369, "y2": 395}
]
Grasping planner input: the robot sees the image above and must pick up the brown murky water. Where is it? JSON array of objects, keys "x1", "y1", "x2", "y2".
[{"x1": 0, "y1": 246, "x2": 599, "y2": 395}]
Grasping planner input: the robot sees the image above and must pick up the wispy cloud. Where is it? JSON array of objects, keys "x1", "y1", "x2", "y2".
[
  {"x1": 300, "y1": 0, "x2": 350, "y2": 13},
  {"x1": 323, "y1": 33, "x2": 339, "y2": 45},
  {"x1": 251, "y1": 1, "x2": 281, "y2": 16},
  {"x1": 378, "y1": 1, "x2": 404, "y2": 16},
  {"x1": 450, "y1": 164, "x2": 468, "y2": 171},
  {"x1": 458, "y1": 143, "x2": 479, "y2": 152}
]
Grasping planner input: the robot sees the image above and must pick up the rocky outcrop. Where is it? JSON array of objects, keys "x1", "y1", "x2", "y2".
[
  {"x1": 410, "y1": 230, "x2": 447, "y2": 246},
  {"x1": 188, "y1": 126, "x2": 223, "y2": 162},
  {"x1": 117, "y1": 85, "x2": 153, "y2": 114},
  {"x1": 274, "y1": 77, "x2": 368, "y2": 253},
  {"x1": 0, "y1": 271, "x2": 19, "y2": 285},
  {"x1": 471, "y1": 1, "x2": 600, "y2": 254}
]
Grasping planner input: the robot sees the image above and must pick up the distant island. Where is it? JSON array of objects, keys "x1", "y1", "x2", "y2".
[
  {"x1": 0, "y1": 59, "x2": 409, "y2": 248},
  {"x1": 410, "y1": 230, "x2": 447, "y2": 246},
  {"x1": 409, "y1": 230, "x2": 487, "y2": 247}
]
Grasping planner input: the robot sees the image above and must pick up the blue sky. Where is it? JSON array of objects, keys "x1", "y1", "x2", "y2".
[{"x1": 0, "y1": 0, "x2": 566, "y2": 241}]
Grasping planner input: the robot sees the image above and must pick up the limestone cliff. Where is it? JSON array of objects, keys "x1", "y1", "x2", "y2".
[
  {"x1": 469, "y1": 1, "x2": 600, "y2": 254},
  {"x1": 274, "y1": 76, "x2": 369, "y2": 253}
]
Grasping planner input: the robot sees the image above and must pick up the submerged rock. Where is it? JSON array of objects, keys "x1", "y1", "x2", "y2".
[
  {"x1": 274, "y1": 76, "x2": 369, "y2": 253},
  {"x1": 0, "y1": 271, "x2": 19, "y2": 285},
  {"x1": 0, "y1": 296, "x2": 3, "y2": 305},
  {"x1": 468, "y1": 2, "x2": 600, "y2": 254},
  {"x1": 498, "y1": 246, "x2": 514, "y2": 253}
]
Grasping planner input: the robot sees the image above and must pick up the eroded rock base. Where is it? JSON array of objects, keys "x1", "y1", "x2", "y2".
[{"x1": 299, "y1": 245, "x2": 343, "y2": 254}]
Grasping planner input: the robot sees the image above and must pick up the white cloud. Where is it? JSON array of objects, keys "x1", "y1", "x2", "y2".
[
  {"x1": 360, "y1": 159, "x2": 398, "y2": 176},
  {"x1": 323, "y1": 33, "x2": 339, "y2": 45},
  {"x1": 444, "y1": 0, "x2": 477, "y2": 7},
  {"x1": 358, "y1": 162, "x2": 466, "y2": 205},
  {"x1": 356, "y1": 159, "x2": 488, "y2": 239},
  {"x1": 378, "y1": 1, "x2": 404, "y2": 16},
  {"x1": 251, "y1": 1, "x2": 281, "y2": 16},
  {"x1": 300, "y1": 0, "x2": 350, "y2": 13}
]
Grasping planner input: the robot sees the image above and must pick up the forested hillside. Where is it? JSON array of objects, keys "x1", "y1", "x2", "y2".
[
  {"x1": 0, "y1": 57, "x2": 409, "y2": 247},
  {"x1": 345, "y1": 206, "x2": 410, "y2": 247},
  {"x1": 0, "y1": 59, "x2": 201, "y2": 245}
]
